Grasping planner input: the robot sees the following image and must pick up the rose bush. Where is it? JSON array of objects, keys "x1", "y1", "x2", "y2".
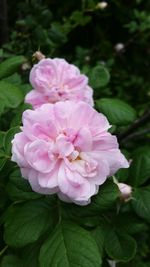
[
  {"x1": 0, "y1": 53, "x2": 149, "y2": 267},
  {"x1": 0, "y1": 58, "x2": 149, "y2": 267},
  {"x1": 0, "y1": 1, "x2": 150, "y2": 266}
]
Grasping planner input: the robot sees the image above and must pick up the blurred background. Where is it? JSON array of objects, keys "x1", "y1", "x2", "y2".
[{"x1": 0, "y1": 0, "x2": 150, "y2": 140}]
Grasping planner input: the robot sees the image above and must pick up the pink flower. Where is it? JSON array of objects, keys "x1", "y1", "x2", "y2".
[
  {"x1": 25, "y1": 58, "x2": 93, "y2": 108},
  {"x1": 11, "y1": 101, "x2": 129, "y2": 205}
]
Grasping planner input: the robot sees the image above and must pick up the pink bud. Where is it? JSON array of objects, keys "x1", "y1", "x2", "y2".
[{"x1": 117, "y1": 183, "x2": 132, "y2": 202}]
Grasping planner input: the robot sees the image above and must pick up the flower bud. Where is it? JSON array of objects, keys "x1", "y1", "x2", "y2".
[
  {"x1": 117, "y1": 183, "x2": 132, "y2": 202},
  {"x1": 114, "y1": 43, "x2": 124, "y2": 52},
  {"x1": 32, "y1": 51, "x2": 45, "y2": 61},
  {"x1": 22, "y1": 62, "x2": 31, "y2": 71},
  {"x1": 96, "y1": 2, "x2": 108, "y2": 9}
]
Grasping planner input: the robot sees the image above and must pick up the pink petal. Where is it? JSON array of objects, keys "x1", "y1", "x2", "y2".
[
  {"x1": 24, "y1": 140, "x2": 55, "y2": 173},
  {"x1": 74, "y1": 127, "x2": 92, "y2": 152}
]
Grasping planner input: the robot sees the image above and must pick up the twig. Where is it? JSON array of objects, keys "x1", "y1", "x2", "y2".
[
  {"x1": 0, "y1": 245, "x2": 8, "y2": 257},
  {"x1": 121, "y1": 128, "x2": 150, "y2": 143},
  {"x1": 118, "y1": 109, "x2": 150, "y2": 142}
]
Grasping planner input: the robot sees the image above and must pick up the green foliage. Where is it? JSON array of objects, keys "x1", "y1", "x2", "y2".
[
  {"x1": 96, "y1": 98, "x2": 137, "y2": 126},
  {"x1": 132, "y1": 186, "x2": 150, "y2": 222},
  {"x1": 4, "y1": 199, "x2": 53, "y2": 247},
  {"x1": 0, "y1": 81, "x2": 23, "y2": 115},
  {"x1": 0, "y1": 56, "x2": 26, "y2": 79},
  {"x1": 39, "y1": 222, "x2": 101, "y2": 267},
  {"x1": 4, "y1": 126, "x2": 20, "y2": 155},
  {"x1": 6, "y1": 169, "x2": 41, "y2": 201},
  {"x1": 129, "y1": 146, "x2": 150, "y2": 186},
  {"x1": 105, "y1": 230, "x2": 137, "y2": 262},
  {"x1": 89, "y1": 65, "x2": 110, "y2": 89},
  {"x1": 1, "y1": 255, "x2": 23, "y2": 267},
  {"x1": 126, "y1": 10, "x2": 150, "y2": 33},
  {"x1": 61, "y1": 180, "x2": 120, "y2": 221},
  {"x1": 92, "y1": 226, "x2": 105, "y2": 256}
]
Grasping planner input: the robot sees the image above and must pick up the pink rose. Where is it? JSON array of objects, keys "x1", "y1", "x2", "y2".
[
  {"x1": 11, "y1": 101, "x2": 129, "y2": 205},
  {"x1": 25, "y1": 58, "x2": 93, "y2": 108}
]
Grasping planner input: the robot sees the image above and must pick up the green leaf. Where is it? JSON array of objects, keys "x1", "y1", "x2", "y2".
[
  {"x1": 49, "y1": 23, "x2": 67, "y2": 44},
  {"x1": 74, "y1": 215, "x2": 100, "y2": 228},
  {"x1": 91, "y1": 226, "x2": 106, "y2": 256},
  {"x1": 0, "y1": 102, "x2": 5, "y2": 115},
  {"x1": 115, "y1": 212, "x2": 148, "y2": 235},
  {"x1": 0, "y1": 131, "x2": 5, "y2": 148},
  {"x1": 3, "y1": 126, "x2": 20, "y2": 155},
  {"x1": 90, "y1": 180, "x2": 120, "y2": 212},
  {"x1": 132, "y1": 186, "x2": 150, "y2": 222},
  {"x1": 4, "y1": 73, "x2": 22, "y2": 85},
  {"x1": 0, "y1": 56, "x2": 26, "y2": 79},
  {"x1": 21, "y1": 242, "x2": 42, "y2": 267},
  {"x1": 70, "y1": 11, "x2": 91, "y2": 26},
  {"x1": 0, "y1": 148, "x2": 8, "y2": 171},
  {"x1": 129, "y1": 146, "x2": 150, "y2": 186},
  {"x1": 39, "y1": 222, "x2": 101, "y2": 267},
  {"x1": 4, "y1": 199, "x2": 53, "y2": 247},
  {"x1": 96, "y1": 98, "x2": 137, "y2": 126},
  {"x1": 117, "y1": 258, "x2": 150, "y2": 267},
  {"x1": 0, "y1": 157, "x2": 7, "y2": 170},
  {"x1": 89, "y1": 65, "x2": 110, "y2": 89},
  {"x1": 0, "y1": 81, "x2": 23, "y2": 113},
  {"x1": 105, "y1": 229, "x2": 137, "y2": 262},
  {"x1": 1, "y1": 255, "x2": 23, "y2": 267},
  {"x1": 6, "y1": 169, "x2": 41, "y2": 201}
]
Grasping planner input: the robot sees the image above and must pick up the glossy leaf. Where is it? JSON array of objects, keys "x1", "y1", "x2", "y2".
[
  {"x1": 105, "y1": 229, "x2": 137, "y2": 262},
  {"x1": 132, "y1": 186, "x2": 150, "y2": 222},
  {"x1": 4, "y1": 199, "x2": 53, "y2": 247},
  {"x1": 39, "y1": 222, "x2": 101, "y2": 267},
  {"x1": 96, "y1": 98, "x2": 137, "y2": 126},
  {"x1": 129, "y1": 146, "x2": 150, "y2": 186}
]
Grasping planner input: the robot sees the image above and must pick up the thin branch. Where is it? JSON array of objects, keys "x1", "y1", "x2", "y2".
[
  {"x1": 121, "y1": 128, "x2": 150, "y2": 143},
  {"x1": 0, "y1": 245, "x2": 8, "y2": 257},
  {"x1": 118, "y1": 109, "x2": 150, "y2": 142}
]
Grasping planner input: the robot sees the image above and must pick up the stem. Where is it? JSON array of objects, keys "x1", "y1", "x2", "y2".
[
  {"x1": 121, "y1": 128, "x2": 150, "y2": 143},
  {"x1": 118, "y1": 109, "x2": 150, "y2": 142},
  {"x1": 0, "y1": 245, "x2": 8, "y2": 257}
]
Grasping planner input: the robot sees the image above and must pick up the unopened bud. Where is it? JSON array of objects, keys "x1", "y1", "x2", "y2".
[
  {"x1": 32, "y1": 51, "x2": 45, "y2": 61},
  {"x1": 85, "y1": 56, "x2": 90, "y2": 62},
  {"x1": 114, "y1": 43, "x2": 125, "y2": 52},
  {"x1": 96, "y1": 2, "x2": 108, "y2": 9},
  {"x1": 117, "y1": 183, "x2": 132, "y2": 202},
  {"x1": 22, "y1": 62, "x2": 31, "y2": 71}
]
